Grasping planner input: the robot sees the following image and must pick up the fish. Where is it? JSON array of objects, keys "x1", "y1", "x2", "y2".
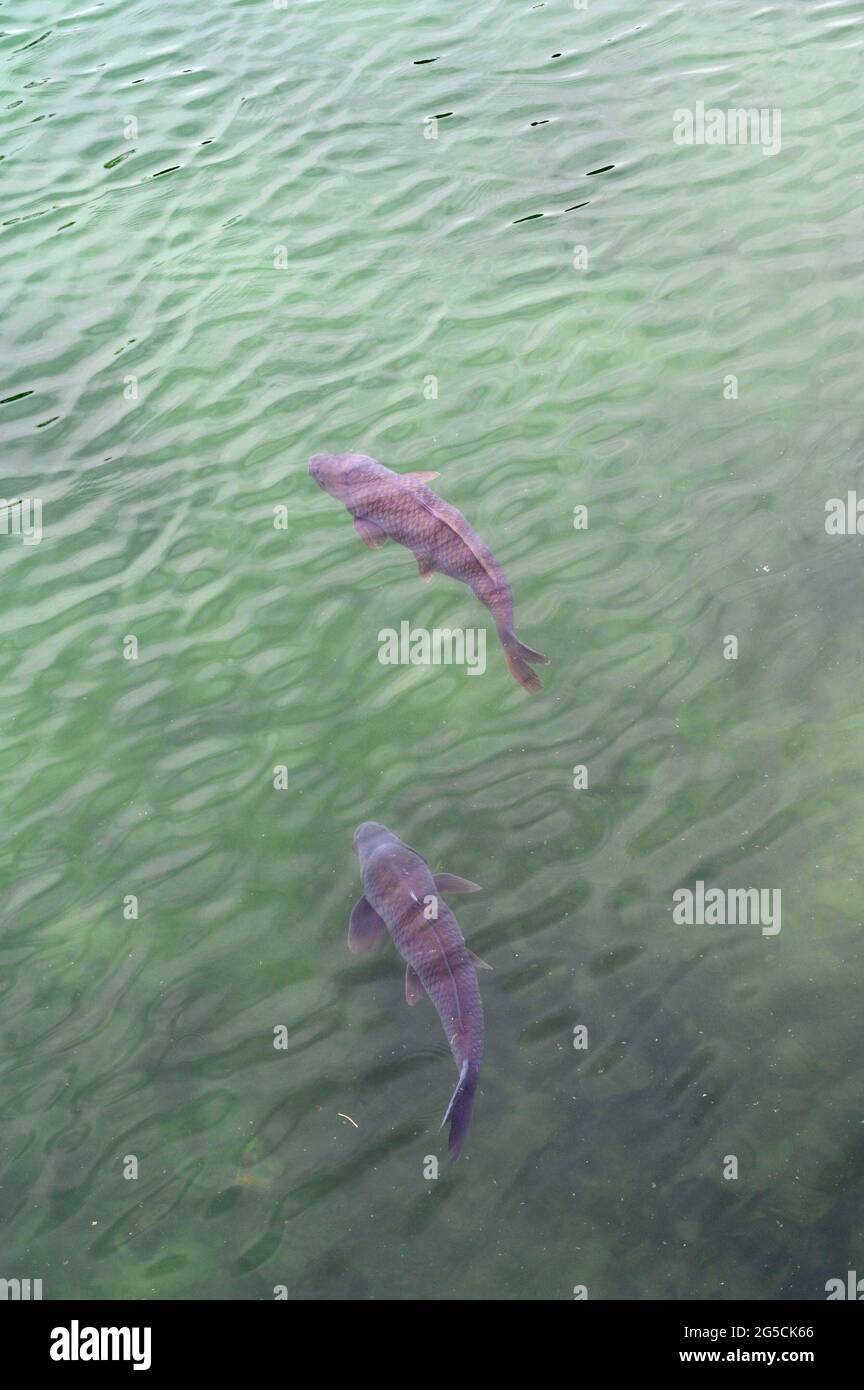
[
  {"x1": 310, "y1": 451, "x2": 549, "y2": 693},
  {"x1": 349, "y1": 821, "x2": 490, "y2": 1161}
]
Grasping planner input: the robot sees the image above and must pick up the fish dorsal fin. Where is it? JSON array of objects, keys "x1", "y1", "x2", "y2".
[
  {"x1": 403, "y1": 470, "x2": 440, "y2": 483},
  {"x1": 411, "y1": 490, "x2": 502, "y2": 595}
]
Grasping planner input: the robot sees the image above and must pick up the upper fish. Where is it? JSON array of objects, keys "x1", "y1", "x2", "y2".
[
  {"x1": 310, "y1": 451, "x2": 549, "y2": 692},
  {"x1": 349, "y1": 820, "x2": 490, "y2": 1160}
]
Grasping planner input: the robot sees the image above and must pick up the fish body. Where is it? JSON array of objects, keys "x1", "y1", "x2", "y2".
[
  {"x1": 349, "y1": 821, "x2": 488, "y2": 1160},
  {"x1": 310, "y1": 451, "x2": 548, "y2": 692}
]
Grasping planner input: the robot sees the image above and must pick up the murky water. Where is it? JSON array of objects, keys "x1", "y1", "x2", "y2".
[{"x1": 2, "y1": 0, "x2": 863, "y2": 1300}]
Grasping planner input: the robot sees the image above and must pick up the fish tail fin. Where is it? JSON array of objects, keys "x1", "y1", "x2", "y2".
[
  {"x1": 500, "y1": 628, "x2": 549, "y2": 694},
  {"x1": 440, "y1": 1058, "x2": 479, "y2": 1162}
]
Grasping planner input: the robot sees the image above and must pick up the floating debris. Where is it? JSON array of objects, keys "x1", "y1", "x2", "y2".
[
  {"x1": 413, "y1": 57, "x2": 440, "y2": 65},
  {"x1": 337, "y1": 1112, "x2": 359, "y2": 1129},
  {"x1": 586, "y1": 164, "x2": 615, "y2": 176},
  {"x1": 513, "y1": 212, "x2": 543, "y2": 224}
]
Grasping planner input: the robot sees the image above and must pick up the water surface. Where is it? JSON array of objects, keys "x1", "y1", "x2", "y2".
[{"x1": 2, "y1": 0, "x2": 863, "y2": 1300}]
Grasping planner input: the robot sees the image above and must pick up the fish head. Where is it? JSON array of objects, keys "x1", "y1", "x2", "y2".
[
  {"x1": 352, "y1": 820, "x2": 397, "y2": 864},
  {"x1": 309, "y1": 451, "x2": 379, "y2": 501}
]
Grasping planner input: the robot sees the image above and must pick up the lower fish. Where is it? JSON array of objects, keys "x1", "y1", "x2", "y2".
[
  {"x1": 349, "y1": 821, "x2": 490, "y2": 1161},
  {"x1": 310, "y1": 451, "x2": 549, "y2": 692}
]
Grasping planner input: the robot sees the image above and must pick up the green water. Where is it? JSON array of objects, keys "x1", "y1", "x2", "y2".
[{"x1": 2, "y1": 0, "x2": 863, "y2": 1301}]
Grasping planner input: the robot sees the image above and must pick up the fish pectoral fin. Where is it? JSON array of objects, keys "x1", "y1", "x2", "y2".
[
  {"x1": 405, "y1": 963, "x2": 424, "y2": 1005},
  {"x1": 348, "y1": 897, "x2": 388, "y2": 953},
  {"x1": 434, "y1": 872, "x2": 482, "y2": 894},
  {"x1": 353, "y1": 516, "x2": 388, "y2": 549},
  {"x1": 468, "y1": 949, "x2": 493, "y2": 971},
  {"x1": 417, "y1": 554, "x2": 435, "y2": 583},
  {"x1": 404, "y1": 470, "x2": 440, "y2": 484}
]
